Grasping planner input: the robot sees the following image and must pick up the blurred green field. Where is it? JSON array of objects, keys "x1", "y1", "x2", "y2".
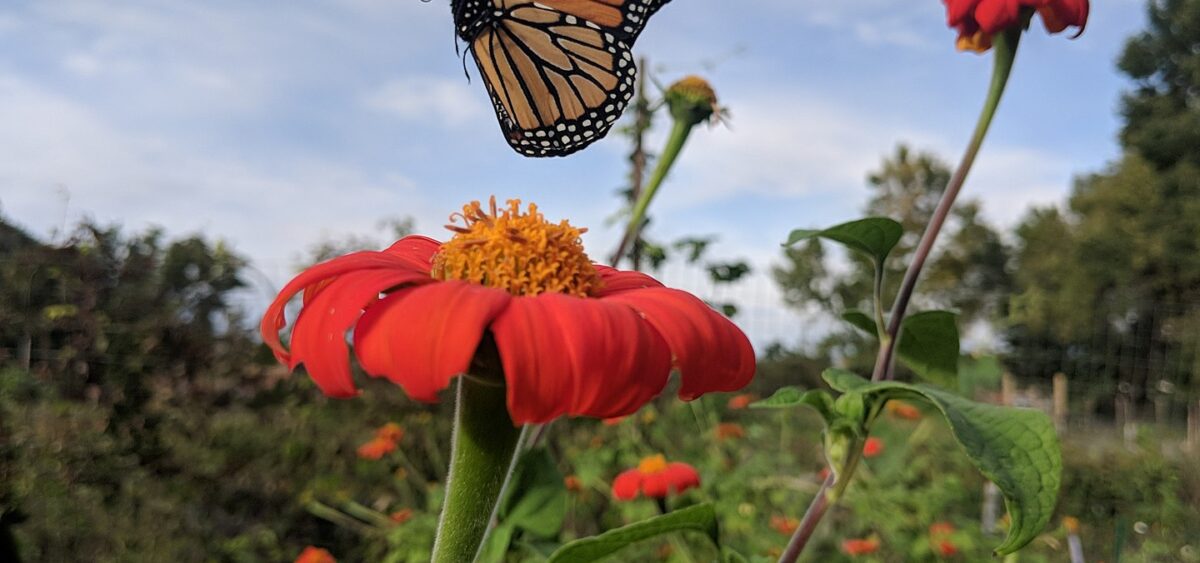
[{"x1": 4, "y1": 362, "x2": 1197, "y2": 562}]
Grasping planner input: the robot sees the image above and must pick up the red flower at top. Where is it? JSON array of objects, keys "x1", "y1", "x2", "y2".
[
  {"x1": 842, "y1": 537, "x2": 881, "y2": 556},
  {"x1": 261, "y1": 198, "x2": 755, "y2": 425},
  {"x1": 944, "y1": 0, "x2": 1089, "y2": 52},
  {"x1": 611, "y1": 455, "x2": 701, "y2": 500}
]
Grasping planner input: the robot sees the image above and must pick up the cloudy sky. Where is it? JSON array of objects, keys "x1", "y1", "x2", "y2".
[{"x1": 0, "y1": 0, "x2": 1145, "y2": 347}]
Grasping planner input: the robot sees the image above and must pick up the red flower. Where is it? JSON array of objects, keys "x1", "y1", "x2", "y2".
[
  {"x1": 726, "y1": 393, "x2": 755, "y2": 410},
  {"x1": 936, "y1": 539, "x2": 959, "y2": 557},
  {"x1": 374, "y1": 422, "x2": 404, "y2": 442},
  {"x1": 841, "y1": 537, "x2": 880, "y2": 556},
  {"x1": 929, "y1": 521, "x2": 956, "y2": 537},
  {"x1": 564, "y1": 475, "x2": 583, "y2": 492},
  {"x1": 356, "y1": 437, "x2": 397, "y2": 460},
  {"x1": 295, "y1": 546, "x2": 336, "y2": 563},
  {"x1": 714, "y1": 422, "x2": 745, "y2": 441},
  {"x1": 611, "y1": 455, "x2": 700, "y2": 500},
  {"x1": 261, "y1": 198, "x2": 755, "y2": 425},
  {"x1": 389, "y1": 508, "x2": 413, "y2": 524},
  {"x1": 862, "y1": 437, "x2": 884, "y2": 458},
  {"x1": 944, "y1": 0, "x2": 1089, "y2": 52},
  {"x1": 770, "y1": 514, "x2": 800, "y2": 535}
]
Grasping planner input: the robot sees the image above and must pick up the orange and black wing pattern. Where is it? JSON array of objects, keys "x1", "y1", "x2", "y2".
[{"x1": 453, "y1": 0, "x2": 672, "y2": 157}]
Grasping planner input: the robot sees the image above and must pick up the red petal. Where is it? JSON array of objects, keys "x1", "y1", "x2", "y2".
[
  {"x1": 641, "y1": 463, "x2": 700, "y2": 498},
  {"x1": 601, "y1": 288, "x2": 755, "y2": 400},
  {"x1": 592, "y1": 265, "x2": 664, "y2": 297},
  {"x1": 973, "y1": 0, "x2": 1021, "y2": 33},
  {"x1": 353, "y1": 281, "x2": 512, "y2": 402},
  {"x1": 611, "y1": 468, "x2": 643, "y2": 500},
  {"x1": 382, "y1": 235, "x2": 443, "y2": 273},
  {"x1": 260, "y1": 248, "x2": 432, "y2": 365},
  {"x1": 491, "y1": 293, "x2": 672, "y2": 424},
  {"x1": 945, "y1": 0, "x2": 981, "y2": 26},
  {"x1": 289, "y1": 269, "x2": 433, "y2": 397}
]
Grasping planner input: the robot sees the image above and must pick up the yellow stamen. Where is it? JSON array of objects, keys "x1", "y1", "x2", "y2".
[
  {"x1": 637, "y1": 454, "x2": 668, "y2": 475},
  {"x1": 432, "y1": 197, "x2": 600, "y2": 297}
]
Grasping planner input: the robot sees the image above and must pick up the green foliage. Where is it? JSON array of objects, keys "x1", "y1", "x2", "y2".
[
  {"x1": 785, "y1": 218, "x2": 904, "y2": 264},
  {"x1": 824, "y1": 370, "x2": 1062, "y2": 555},
  {"x1": 547, "y1": 503, "x2": 719, "y2": 563},
  {"x1": 842, "y1": 310, "x2": 961, "y2": 387}
]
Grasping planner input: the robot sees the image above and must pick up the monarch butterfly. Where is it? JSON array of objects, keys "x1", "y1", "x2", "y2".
[{"x1": 451, "y1": 0, "x2": 673, "y2": 157}]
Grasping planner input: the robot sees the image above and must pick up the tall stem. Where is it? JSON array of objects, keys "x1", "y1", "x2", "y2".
[
  {"x1": 778, "y1": 28, "x2": 1022, "y2": 563},
  {"x1": 431, "y1": 375, "x2": 524, "y2": 563},
  {"x1": 610, "y1": 118, "x2": 694, "y2": 266},
  {"x1": 871, "y1": 28, "x2": 1021, "y2": 382}
]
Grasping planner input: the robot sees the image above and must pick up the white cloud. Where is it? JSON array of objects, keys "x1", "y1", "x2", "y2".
[{"x1": 363, "y1": 76, "x2": 485, "y2": 126}]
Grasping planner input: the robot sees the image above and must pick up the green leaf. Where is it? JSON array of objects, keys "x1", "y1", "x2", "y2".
[
  {"x1": 821, "y1": 368, "x2": 870, "y2": 392},
  {"x1": 855, "y1": 382, "x2": 1062, "y2": 555},
  {"x1": 784, "y1": 218, "x2": 904, "y2": 263},
  {"x1": 749, "y1": 387, "x2": 835, "y2": 422},
  {"x1": 546, "y1": 503, "x2": 719, "y2": 563},
  {"x1": 500, "y1": 447, "x2": 567, "y2": 539},
  {"x1": 840, "y1": 310, "x2": 960, "y2": 387},
  {"x1": 479, "y1": 523, "x2": 516, "y2": 563}
]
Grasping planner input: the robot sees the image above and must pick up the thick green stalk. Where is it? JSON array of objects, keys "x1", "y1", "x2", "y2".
[
  {"x1": 610, "y1": 118, "x2": 695, "y2": 266},
  {"x1": 431, "y1": 375, "x2": 523, "y2": 563}
]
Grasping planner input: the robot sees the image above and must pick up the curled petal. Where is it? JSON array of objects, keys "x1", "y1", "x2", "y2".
[
  {"x1": 602, "y1": 288, "x2": 754, "y2": 400},
  {"x1": 641, "y1": 463, "x2": 701, "y2": 498},
  {"x1": 287, "y1": 269, "x2": 432, "y2": 397},
  {"x1": 492, "y1": 293, "x2": 673, "y2": 424},
  {"x1": 611, "y1": 468, "x2": 643, "y2": 500},
  {"x1": 354, "y1": 281, "x2": 511, "y2": 402},
  {"x1": 260, "y1": 248, "x2": 431, "y2": 365},
  {"x1": 592, "y1": 264, "x2": 665, "y2": 297},
  {"x1": 382, "y1": 235, "x2": 443, "y2": 273}
]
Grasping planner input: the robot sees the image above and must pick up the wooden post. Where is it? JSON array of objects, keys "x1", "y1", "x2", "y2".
[
  {"x1": 1188, "y1": 400, "x2": 1199, "y2": 455},
  {"x1": 1001, "y1": 372, "x2": 1017, "y2": 406},
  {"x1": 1053, "y1": 373, "x2": 1068, "y2": 435}
]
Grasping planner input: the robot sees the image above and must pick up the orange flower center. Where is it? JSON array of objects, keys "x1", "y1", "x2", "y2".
[
  {"x1": 432, "y1": 197, "x2": 599, "y2": 297},
  {"x1": 637, "y1": 454, "x2": 668, "y2": 474}
]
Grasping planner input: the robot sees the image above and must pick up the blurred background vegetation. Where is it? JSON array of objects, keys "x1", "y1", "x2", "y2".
[{"x1": 3, "y1": 0, "x2": 1200, "y2": 561}]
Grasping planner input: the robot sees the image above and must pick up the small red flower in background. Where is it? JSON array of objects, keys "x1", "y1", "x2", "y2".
[
  {"x1": 727, "y1": 393, "x2": 755, "y2": 410},
  {"x1": 611, "y1": 455, "x2": 700, "y2": 500},
  {"x1": 862, "y1": 437, "x2": 884, "y2": 458},
  {"x1": 375, "y1": 422, "x2": 404, "y2": 442},
  {"x1": 929, "y1": 522, "x2": 958, "y2": 556},
  {"x1": 295, "y1": 546, "x2": 336, "y2": 563},
  {"x1": 389, "y1": 508, "x2": 413, "y2": 524},
  {"x1": 564, "y1": 475, "x2": 583, "y2": 492},
  {"x1": 842, "y1": 537, "x2": 880, "y2": 556},
  {"x1": 944, "y1": 0, "x2": 1089, "y2": 52},
  {"x1": 356, "y1": 437, "x2": 397, "y2": 460},
  {"x1": 770, "y1": 514, "x2": 800, "y2": 535},
  {"x1": 936, "y1": 539, "x2": 959, "y2": 557},
  {"x1": 262, "y1": 198, "x2": 755, "y2": 424},
  {"x1": 715, "y1": 422, "x2": 745, "y2": 441},
  {"x1": 818, "y1": 466, "x2": 831, "y2": 481},
  {"x1": 601, "y1": 416, "x2": 626, "y2": 426},
  {"x1": 886, "y1": 400, "x2": 922, "y2": 420}
]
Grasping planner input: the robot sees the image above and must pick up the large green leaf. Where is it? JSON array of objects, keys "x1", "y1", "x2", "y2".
[
  {"x1": 784, "y1": 218, "x2": 904, "y2": 263},
  {"x1": 546, "y1": 503, "x2": 719, "y2": 563},
  {"x1": 823, "y1": 370, "x2": 1061, "y2": 555},
  {"x1": 841, "y1": 310, "x2": 960, "y2": 387},
  {"x1": 500, "y1": 447, "x2": 567, "y2": 539},
  {"x1": 749, "y1": 387, "x2": 834, "y2": 422}
]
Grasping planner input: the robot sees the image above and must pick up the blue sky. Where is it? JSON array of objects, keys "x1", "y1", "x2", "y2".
[{"x1": 0, "y1": 0, "x2": 1146, "y2": 347}]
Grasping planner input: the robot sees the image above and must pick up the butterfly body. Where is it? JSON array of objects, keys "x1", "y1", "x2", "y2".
[{"x1": 451, "y1": 0, "x2": 671, "y2": 157}]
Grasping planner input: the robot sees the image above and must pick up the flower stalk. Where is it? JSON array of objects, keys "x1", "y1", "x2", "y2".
[
  {"x1": 778, "y1": 25, "x2": 1022, "y2": 563},
  {"x1": 874, "y1": 26, "x2": 1021, "y2": 382},
  {"x1": 431, "y1": 345, "x2": 524, "y2": 563}
]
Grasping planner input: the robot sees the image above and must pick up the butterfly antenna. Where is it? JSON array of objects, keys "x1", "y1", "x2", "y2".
[{"x1": 461, "y1": 49, "x2": 472, "y2": 82}]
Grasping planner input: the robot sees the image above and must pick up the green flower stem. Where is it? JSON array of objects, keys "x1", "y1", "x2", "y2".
[
  {"x1": 872, "y1": 27, "x2": 1022, "y2": 382},
  {"x1": 609, "y1": 118, "x2": 695, "y2": 266},
  {"x1": 431, "y1": 376, "x2": 524, "y2": 563},
  {"x1": 305, "y1": 499, "x2": 379, "y2": 535},
  {"x1": 340, "y1": 499, "x2": 399, "y2": 529}
]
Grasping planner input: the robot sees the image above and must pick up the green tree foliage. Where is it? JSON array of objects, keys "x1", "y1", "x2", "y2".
[{"x1": 1005, "y1": 0, "x2": 1200, "y2": 397}]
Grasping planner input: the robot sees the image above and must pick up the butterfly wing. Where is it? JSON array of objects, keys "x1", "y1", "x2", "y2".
[{"x1": 467, "y1": 0, "x2": 671, "y2": 157}]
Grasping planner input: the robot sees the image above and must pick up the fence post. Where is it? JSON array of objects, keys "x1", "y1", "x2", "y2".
[
  {"x1": 1188, "y1": 400, "x2": 1199, "y2": 455},
  {"x1": 1053, "y1": 373, "x2": 1068, "y2": 435}
]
